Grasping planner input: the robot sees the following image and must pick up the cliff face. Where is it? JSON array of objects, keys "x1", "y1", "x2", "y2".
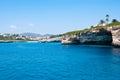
[
  {"x1": 111, "y1": 26, "x2": 120, "y2": 47},
  {"x1": 79, "y1": 29, "x2": 112, "y2": 45},
  {"x1": 61, "y1": 37, "x2": 79, "y2": 45},
  {"x1": 62, "y1": 28, "x2": 112, "y2": 45},
  {"x1": 62, "y1": 27, "x2": 120, "y2": 47}
]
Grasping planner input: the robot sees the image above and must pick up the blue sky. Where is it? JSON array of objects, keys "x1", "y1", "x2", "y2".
[{"x1": 0, "y1": 0, "x2": 120, "y2": 34}]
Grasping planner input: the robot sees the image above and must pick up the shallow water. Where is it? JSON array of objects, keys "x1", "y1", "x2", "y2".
[{"x1": 0, "y1": 42, "x2": 120, "y2": 80}]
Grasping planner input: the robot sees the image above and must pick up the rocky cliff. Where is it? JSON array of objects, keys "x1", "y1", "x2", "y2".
[
  {"x1": 61, "y1": 37, "x2": 79, "y2": 45},
  {"x1": 62, "y1": 27, "x2": 120, "y2": 47},
  {"x1": 79, "y1": 28, "x2": 112, "y2": 45},
  {"x1": 111, "y1": 26, "x2": 120, "y2": 47}
]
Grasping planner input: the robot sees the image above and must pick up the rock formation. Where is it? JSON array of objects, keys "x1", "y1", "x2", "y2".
[
  {"x1": 79, "y1": 28, "x2": 112, "y2": 45},
  {"x1": 61, "y1": 27, "x2": 120, "y2": 47},
  {"x1": 111, "y1": 26, "x2": 120, "y2": 47},
  {"x1": 61, "y1": 37, "x2": 79, "y2": 45}
]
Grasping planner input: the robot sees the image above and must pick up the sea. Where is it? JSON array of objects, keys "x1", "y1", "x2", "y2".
[{"x1": 0, "y1": 42, "x2": 120, "y2": 80}]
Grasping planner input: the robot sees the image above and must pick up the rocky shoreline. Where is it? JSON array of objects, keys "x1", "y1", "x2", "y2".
[
  {"x1": 61, "y1": 26, "x2": 120, "y2": 47},
  {"x1": 0, "y1": 26, "x2": 120, "y2": 48},
  {"x1": 38, "y1": 37, "x2": 62, "y2": 43}
]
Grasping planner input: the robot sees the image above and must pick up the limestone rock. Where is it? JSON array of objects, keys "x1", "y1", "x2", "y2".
[
  {"x1": 61, "y1": 37, "x2": 79, "y2": 45},
  {"x1": 79, "y1": 29, "x2": 112, "y2": 45},
  {"x1": 111, "y1": 26, "x2": 120, "y2": 47}
]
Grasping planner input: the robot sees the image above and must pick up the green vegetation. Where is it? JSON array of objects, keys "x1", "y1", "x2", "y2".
[
  {"x1": 93, "y1": 26, "x2": 105, "y2": 29},
  {"x1": 49, "y1": 34, "x2": 63, "y2": 38},
  {"x1": 0, "y1": 35, "x2": 13, "y2": 40},
  {"x1": 112, "y1": 19, "x2": 119, "y2": 23},
  {"x1": 65, "y1": 30, "x2": 82, "y2": 35},
  {"x1": 0, "y1": 34, "x2": 26, "y2": 40},
  {"x1": 106, "y1": 21, "x2": 120, "y2": 27},
  {"x1": 65, "y1": 28, "x2": 91, "y2": 35},
  {"x1": 64, "y1": 15, "x2": 120, "y2": 35},
  {"x1": 99, "y1": 20, "x2": 105, "y2": 26},
  {"x1": 0, "y1": 35, "x2": 5, "y2": 40},
  {"x1": 1, "y1": 15, "x2": 120, "y2": 39}
]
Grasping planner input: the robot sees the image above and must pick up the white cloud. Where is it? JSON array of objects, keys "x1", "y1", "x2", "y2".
[
  {"x1": 28, "y1": 23, "x2": 34, "y2": 26},
  {"x1": 10, "y1": 25, "x2": 17, "y2": 29}
]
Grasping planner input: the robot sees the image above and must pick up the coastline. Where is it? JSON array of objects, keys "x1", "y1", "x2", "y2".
[
  {"x1": 0, "y1": 40, "x2": 28, "y2": 43},
  {"x1": 61, "y1": 26, "x2": 120, "y2": 48}
]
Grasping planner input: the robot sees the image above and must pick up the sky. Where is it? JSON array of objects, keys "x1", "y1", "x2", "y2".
[{"x1": 0, "y1": 0, "x2": 120, "y2": 34}]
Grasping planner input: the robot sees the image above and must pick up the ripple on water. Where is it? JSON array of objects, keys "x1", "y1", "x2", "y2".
[{"x1": 0, "y1": 43, "x2": 120, "y2": 80}]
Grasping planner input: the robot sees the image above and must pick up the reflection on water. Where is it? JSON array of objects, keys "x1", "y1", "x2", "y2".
[{"x1": 112, "y1": 48, "x2": 120, "y2": 56}]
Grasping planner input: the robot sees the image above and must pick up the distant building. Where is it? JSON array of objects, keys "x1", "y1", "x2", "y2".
[{"x1": 91, "y1": 28, "x2": 100, "y2": 32}]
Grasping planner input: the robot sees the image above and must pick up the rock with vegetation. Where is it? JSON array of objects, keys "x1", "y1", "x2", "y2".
[
  {"x1": 106, "y1": 20, "x2": 120, "y2": 47},
  {"x1": 62, "y1": 17, "x2": 120, "y2": 47}
]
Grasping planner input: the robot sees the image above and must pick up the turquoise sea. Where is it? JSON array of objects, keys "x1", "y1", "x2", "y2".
[{"x1": 0, "y1": 42, "x2": 120, "y2": 80}]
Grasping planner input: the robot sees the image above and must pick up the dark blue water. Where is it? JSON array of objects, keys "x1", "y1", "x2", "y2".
[{"x1": 0, "y1": 42, "x2": 120, "y2": 80}]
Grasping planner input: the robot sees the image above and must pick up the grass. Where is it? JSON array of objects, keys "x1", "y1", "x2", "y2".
[
  {"x1": 65, "y1": 28, "x2": 90, "y2": 35},
  {"x1": 64, "y1": 21, "x2": 120, "y2": 35},
  {"x1": 105, "y1": 22, "x2": 120, "y2": 27}
]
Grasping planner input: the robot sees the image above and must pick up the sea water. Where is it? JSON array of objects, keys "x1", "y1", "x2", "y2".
[{"x1": 0, "y1": 42, "x2": 120, "y2": 80}]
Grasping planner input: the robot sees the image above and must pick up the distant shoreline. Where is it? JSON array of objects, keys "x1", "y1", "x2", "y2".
[
  {"x1": 0, "y1": 40, "x2": 32, "y2": 43},
  {"x1": 0, "y1": 39, "x2": 61, "y2": 43}
]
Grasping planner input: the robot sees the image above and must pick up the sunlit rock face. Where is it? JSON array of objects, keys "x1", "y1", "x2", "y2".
[
  {"x1": 62, "y1": 28, "x2": 112, "y2": 45},
  {"x1": 61, "y1": 37, "x2": 80, "y2": 45},
  {"x1": 62, "y1": 27, "x2": 120, "y2": 47},
  {"x1": 111, "y1": 26, "x2": 120, "y2": 47}
]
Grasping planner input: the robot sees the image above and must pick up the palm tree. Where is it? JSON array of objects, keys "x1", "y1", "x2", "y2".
[{"x1": 106, "y1": 14, "x2": 109, "y2": 24}]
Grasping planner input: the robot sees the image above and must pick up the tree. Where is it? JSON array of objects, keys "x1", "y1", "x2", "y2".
[
  {"x1": 106, "y1": 14, "x2": 109, "y2": 24},
  {"x1": 99, "y1": 20, "x2": 105, "y2": 26},
  {"x1": 112, "y1": 19, "x2": 119, "y2": 23},
  {"x1": 90, "y1": 26, "x2": 94, "y2": 28}
]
